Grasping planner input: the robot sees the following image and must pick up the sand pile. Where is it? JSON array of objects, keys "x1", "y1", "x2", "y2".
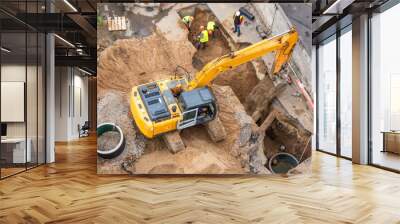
[{"x1": 97, "y1": 31, "x2": 197, "y2": 96}]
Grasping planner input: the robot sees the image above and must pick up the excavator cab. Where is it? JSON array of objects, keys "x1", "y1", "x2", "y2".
[{"x1": 177, "y1": 87, "x2": 216, "y2": 130}]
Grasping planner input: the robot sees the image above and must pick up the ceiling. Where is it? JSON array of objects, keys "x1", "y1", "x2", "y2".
[
  {"x1": 1, "y1": 0, "x2": 397, "y2": 74},
  {"x1": 311, "y1": 0, "x2": 390, "y2": 44},
  {"x1": 0, "y1": 0, "x2": 98, "y2": 74}
]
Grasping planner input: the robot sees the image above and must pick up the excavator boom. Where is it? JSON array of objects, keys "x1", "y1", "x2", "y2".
[{"x1": 187, "y1": 28, "x2": 298, "y2": 90}]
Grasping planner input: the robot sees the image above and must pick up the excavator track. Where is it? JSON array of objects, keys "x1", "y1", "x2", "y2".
[
  {"x1": 163, "y1": 130, "x2": 185, "y2": 154},
  {"x1": 204, "y1": 115, "x2": 226, "y2": 142}
]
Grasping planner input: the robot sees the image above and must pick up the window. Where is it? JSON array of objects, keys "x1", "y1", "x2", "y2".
[
  {"x1": 339, "y1": 27, "x2": 352, "y2": 158},
  {"x1": 0, "y1": 1, "x2": 47, "y2": 179},
  {"x1": 317, "y1": 36, "x2": 337, "y2": 154},
  {"x1": 370, "y1": 3, "x2": 400, "y2": 171}
]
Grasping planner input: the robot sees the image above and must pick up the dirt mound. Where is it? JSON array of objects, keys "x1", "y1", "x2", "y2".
[{"x1": 97, "y1": 31, "x2": 197, "y2": 97}]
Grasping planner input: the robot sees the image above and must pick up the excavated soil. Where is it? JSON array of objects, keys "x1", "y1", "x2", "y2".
[
  {"x1": 135, "y1": 118, "x2": 245, "y2": 174},
  {"x1": 97, "y1": 31, "x2": 197, "y2": 97},
  {"x1": 188, "y1": 8, "x2": 259, "y2": 103},
  {"x1": 97, "y1": 6, "x2": 310, "y2": 174},
  {"x1": 97, "y1": 29, "x2": 266, "y2": 174},
  {"x1": 134, "y1": 85, "x2": 266, "y2": 174}
]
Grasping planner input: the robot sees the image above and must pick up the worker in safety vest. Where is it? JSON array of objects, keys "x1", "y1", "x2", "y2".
[
  {"x1": 197, "y1": 26, "x2": 209, "y2": 49},
  {"x1": 233, "y1": 11, "x2": 244, "y2": 37},
  {"x1": 182, "y1": 15, "x2": 194, "y2": 31},
  {"x1": 207, "y1": 21, "x2": 218, "y2": 37}
]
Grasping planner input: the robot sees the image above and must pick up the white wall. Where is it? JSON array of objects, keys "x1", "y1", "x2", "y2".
[
  {"x1": 1, "y1": 65, "x2": 26, "y2": 139},
  {"x1": 70, "y1": 73, "x2": 89, "y2": 139},
  {"x1": 75, "y1": 73, "x2": 89, "y2": 122},
  {"x1": 1, "y1": 63, "x2": 46, "y2": 164},
  {"x1": 1, "y1": 65, "x2": 40, "y2": 138},
  {"x1": 54, "y1": 67, "x2": 89, "y2": 141},
  {"x1": 55, "y1": 67, "x2": 69, "y2": 141}
]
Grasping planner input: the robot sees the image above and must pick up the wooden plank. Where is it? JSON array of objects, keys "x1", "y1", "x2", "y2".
[{"x1": 107, "y1": 16, "x2": 127, "y2": 31}]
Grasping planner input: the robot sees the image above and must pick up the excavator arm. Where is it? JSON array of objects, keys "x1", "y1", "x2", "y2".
[{"x1": 187, "y1": 28, "x2": 298, "y2": 90}]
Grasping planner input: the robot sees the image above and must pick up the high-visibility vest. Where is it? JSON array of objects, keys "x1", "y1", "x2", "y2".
[
  {"x1": 199, "y1": 30, "x2": 209, "y2": 43},
  {"x1": 207, "y1": 21, "x2": 216, "y2": 31},
  {"x1": 182, "y1": 16, "x2": 192, "y2": 24}
]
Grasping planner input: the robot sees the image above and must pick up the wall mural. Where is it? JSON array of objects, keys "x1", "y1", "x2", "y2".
[{"x1": 97, "y1": 3, "x2": 313, "y2": 175}]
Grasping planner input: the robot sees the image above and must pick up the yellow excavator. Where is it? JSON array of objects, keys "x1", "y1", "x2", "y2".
[{"x1": 130, "y1": 28, "x2": 298, "y2": 151}]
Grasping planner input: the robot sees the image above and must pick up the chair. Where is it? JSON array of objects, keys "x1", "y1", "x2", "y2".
[{"x1": 79, "y1": 121, "x2": 90, "y2": 138}]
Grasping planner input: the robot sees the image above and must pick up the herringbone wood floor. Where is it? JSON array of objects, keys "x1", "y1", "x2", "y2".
[{"x1": 1, "y1": 136, "x2": 400, "y2": 224}]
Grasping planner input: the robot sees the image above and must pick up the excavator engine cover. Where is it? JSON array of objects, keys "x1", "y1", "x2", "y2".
[
  {"x1": 179, "y1": 87, "x2": 215, "y2": 110},
  {"x1": 138, "y1": 83, "x2": 170, "y2": 122}
]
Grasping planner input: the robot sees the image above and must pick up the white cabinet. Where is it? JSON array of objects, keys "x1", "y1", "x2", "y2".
[{"x1": 1, "y1": 138, "x2": 31, "y2": 163}]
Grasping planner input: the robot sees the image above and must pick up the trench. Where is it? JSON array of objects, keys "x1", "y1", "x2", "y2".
[
  {"x1": 264, "y1": 118, "x2": 311, "y2": 165},
  {"x1": 178, "y1": 5, "x2": 312, "y2": 172},
  {"x1": 178, "y1": 6, "x2": 259, "y2": 103}
]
